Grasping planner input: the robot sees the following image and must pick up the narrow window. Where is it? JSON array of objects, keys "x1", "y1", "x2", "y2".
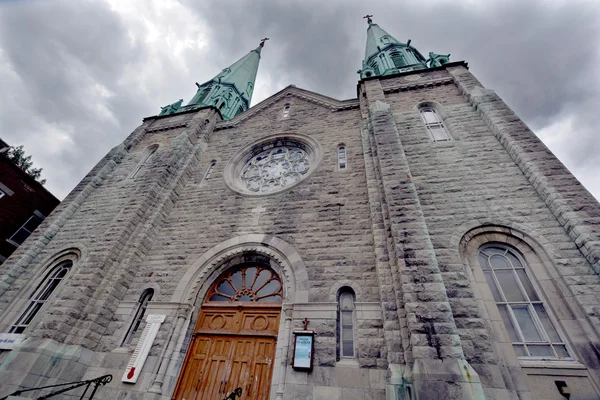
[
  {"x1": 282, "y1": 104, "x2": 291, "y2": 118},
  {"x1": 338, "y1": 146, "x2": 347, "y2": 170},
  {"x1": 390, "y1": 51, "x2": 406, "y2": 68},
  {"x1": 122, "y1": 289, "x2": 154, "y2": 345},
  {"x1": 419, "y1": 107, "x2": 451, "y2": 141},
  {"x1": 129, "y1": 145, "x2": 158, "y2": 179},
  {"x1": 10, "y1": 260, "x2": 72, "y2": 333},
  {"x1": 203, "y1": 161, "x2": 216, "y2": 182},
  {"x1": 196, "y1": 88, "x2": 211, "y2": 104},
  {"x1": 338, "y1": 289, "x2": 356, "y2": 358},
  {"x1": 479, "y1": 244, "x2": 572, "y2": 359},
  {"x1": 370, "y1": 61, "x2": 380, "y2": 75},
  {"x1": 8, "y1": 210, "x2": 45, "y2": 246}
]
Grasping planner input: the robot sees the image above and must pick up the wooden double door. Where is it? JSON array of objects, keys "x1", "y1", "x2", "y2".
[{"x1": 173, "y1": 304, "x2": 281, "y2": 400}]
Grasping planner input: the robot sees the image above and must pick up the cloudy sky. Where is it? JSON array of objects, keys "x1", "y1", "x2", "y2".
[{"x1": 0, "y1": 0, "x2": 598, "y2": 200}]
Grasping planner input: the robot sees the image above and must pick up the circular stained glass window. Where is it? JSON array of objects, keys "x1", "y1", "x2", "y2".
[{"x1": 240, "y1": 144, "x2": 311, "y2": 193}]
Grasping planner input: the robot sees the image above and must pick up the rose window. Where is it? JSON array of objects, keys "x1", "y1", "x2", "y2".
[
  {"x1": 240, "y1": 145, "x2": 311, "y2": 193},
  {"x1": 206, "y1": 265, "x2": 283, "y2": 303}
]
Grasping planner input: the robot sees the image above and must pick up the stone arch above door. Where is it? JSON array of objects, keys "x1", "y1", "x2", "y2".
[{"x1": 171, "y1": 234, "x2": 309, "y2": 304}]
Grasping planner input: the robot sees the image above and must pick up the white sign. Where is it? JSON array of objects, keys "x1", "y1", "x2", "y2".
[
  {"x1": 122, "y1": 314, "x2": 165, "y2": 384},
  {"x1": 0, "y1": 333, "x2": 24, "y2": 350},
  {"x1": 293, "y1": 333, "x2": 314, "y2": 370}
]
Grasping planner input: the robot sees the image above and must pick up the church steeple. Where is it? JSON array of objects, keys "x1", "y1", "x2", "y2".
[
  {"x1": 162, "y1": 39, "x2": 268, "y2": 120},
  {"x1": 359, "y1": 16, "x2": 444, "y2": 79}
]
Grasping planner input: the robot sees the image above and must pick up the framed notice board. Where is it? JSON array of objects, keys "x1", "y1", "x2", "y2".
[{"x1": 292, "y1": 330, "x2": 314, "y2": 371}]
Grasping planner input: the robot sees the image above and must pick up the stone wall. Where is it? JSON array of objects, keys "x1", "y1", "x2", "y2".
[{"x1": 1, "y1": 63, "x2": 600, "y2": 400}]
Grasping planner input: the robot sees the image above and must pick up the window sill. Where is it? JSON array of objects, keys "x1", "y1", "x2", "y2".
[
  {"x1": 520, "y1": 360, "x2": 587, "y2": 370},
  {"x1": 336, "y1": 358, "x2": 359, "y2": 368}
]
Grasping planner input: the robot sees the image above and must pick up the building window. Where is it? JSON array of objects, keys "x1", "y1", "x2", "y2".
[
  {"x1": 122, "y1": 289, "x2": 154, "y2": 345},
  {"x1": 370, "y1": 61, "x2": 380, "y2": 75},
  {"x1": 390, "y1": 51, "x2": 406, "y2": 68},
  {"x1": 196, "y1": 88, "x2": 211, "y2": 104},
  {"x1": 338, "y1": 145, "x2": 347, "y2": 170},
  {"x1": 8, "y1": 211, "x2": 45, "y2": 246},
  {"x1": 479, "y1": 244, "x2": 572, "y2": 360},
  {"x1": 9, "y1": 260, "x2": 72, "y2": 333},
  {"x1": 338, "y1": 289, "x2": 356, "y2": 358},
  {"x1": 419, "y1": 107, "x2": 451, "y2": 141},
  {"x1": 203, "y1": 161, "x2": 216, "y2": 182},
  {"x1": 283, "y1": 104, "x2": 291, "y2": 118},
  {"x1": 129, "y1": 145, "x2": 159, "y2": 179}
]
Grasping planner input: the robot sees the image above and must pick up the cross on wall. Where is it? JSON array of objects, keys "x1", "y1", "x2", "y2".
[{"x1": 251, "y1": 206, "x2": 266, "y2": 225}]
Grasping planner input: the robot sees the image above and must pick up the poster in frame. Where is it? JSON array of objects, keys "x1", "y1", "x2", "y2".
[{"x1": 292, "y1": 330, "x2": 314, "y2": 371}]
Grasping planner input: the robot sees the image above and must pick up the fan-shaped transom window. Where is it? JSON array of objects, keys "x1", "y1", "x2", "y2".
[
  {"x1": 479, "y1": 244, "x2": 572, "y2": 359},
  {"x1": 206, "y1": 265, "x2": 283, "y2": 303}
]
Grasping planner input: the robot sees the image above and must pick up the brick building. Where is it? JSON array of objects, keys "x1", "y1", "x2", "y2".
[
  {"x1": 0, "y1": 139, "x2": 59, "y2": 265},
  {"x1": 1, "y1": 18, "x2": 599, "y2": 400}
]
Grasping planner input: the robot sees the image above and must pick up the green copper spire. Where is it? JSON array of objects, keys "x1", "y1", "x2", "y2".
[
  {"x1": 358, "y1": 16, "x2": 448, "y2": 79},
  {"x1": 170, "y1": 38, "x2": 268, "y2": 120}
]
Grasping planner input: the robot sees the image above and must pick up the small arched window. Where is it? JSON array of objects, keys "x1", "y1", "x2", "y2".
[
  {"x1": 338, "y1": 288, "x2": 356, "y2": 359},
  {"x1": 129, "y1": 145, "x2": 159, "y2": 179},
  {"x1": 10, "y1": 260, "x2": 72, "y2": 333},
  {"x1": 390, "y1": 51, "x2": 406, "y2": 68},
  {"x1": 282, "y1": 104, "x2": 291, "y2": 118},
  {"x1": 203, "y1": 161, "x2": 216, "y2": 182},
  {"x1": 479, "y1": 244, "x2": 572, "y2": 359},
  {"x1": 419, "y1": 107, "x2": 451, "y2": 141},
  {"x1": 370, "y1": 61, "x2": 380, "y2": 75},
  {"x1": 196, "y1": 88, "x2": 211, "y2": 104},
  {"x1": 122, "y1": 289, "x2": 154, "y2": 345},
  {"x1": 337, "y1": 145, "x2": 347, "y2": 170}
]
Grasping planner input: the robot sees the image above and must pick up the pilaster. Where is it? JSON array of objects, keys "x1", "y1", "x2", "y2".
[{"x1": 361, "y1": 80, "x2": 485, "y2": 398}]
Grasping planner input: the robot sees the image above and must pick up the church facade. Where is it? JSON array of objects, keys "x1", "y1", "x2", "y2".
[{"x1": 1, "y1": 18, "x2": 600, "y2": 400}]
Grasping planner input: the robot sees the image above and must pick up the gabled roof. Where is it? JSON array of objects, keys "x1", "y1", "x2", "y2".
[{"x1": 215, "y1": 85, "x2": 359, "y2": 130}]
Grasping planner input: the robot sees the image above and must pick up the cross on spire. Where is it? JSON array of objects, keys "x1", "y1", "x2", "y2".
[
  {"x1": 363, "y1": 14, "x2": 373, "y2": 24},
  {"x1": 260, "y1": 37, "x2": 270, "y2": 46}
]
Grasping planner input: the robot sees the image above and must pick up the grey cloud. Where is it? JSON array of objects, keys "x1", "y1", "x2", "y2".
[{"x1": 0, "y1": 0, "x2": 598, "y2": 201}]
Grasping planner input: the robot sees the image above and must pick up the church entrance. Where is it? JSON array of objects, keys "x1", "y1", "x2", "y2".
[{"x1": 173, "y1": 265, "x2": 283, "y2": 400}]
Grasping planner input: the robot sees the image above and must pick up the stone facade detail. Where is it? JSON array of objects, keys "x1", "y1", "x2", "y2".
[{"x1": 0, "y1": 64, "x2": 599, "y2": 400}]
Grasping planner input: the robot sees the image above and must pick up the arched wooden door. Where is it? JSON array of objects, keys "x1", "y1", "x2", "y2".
[{"x1": 173, "y1": 265, "x2": 283, "y2": 400}]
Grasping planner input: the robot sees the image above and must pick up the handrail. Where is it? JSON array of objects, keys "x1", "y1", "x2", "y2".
[{"x1": 0, "y1": 374, "x2": 112, "y2": 400}]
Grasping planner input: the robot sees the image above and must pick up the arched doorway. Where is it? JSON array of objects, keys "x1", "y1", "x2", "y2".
[{"x1": 173, "y1": 264, "x2": 283, "y2": 399}]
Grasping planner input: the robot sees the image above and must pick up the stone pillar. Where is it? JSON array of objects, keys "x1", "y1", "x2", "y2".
[
  {"x1": 148, "y1": 304, "x2": 192, "y2": 394},
  {"x1": 362, "y1": 79, "x2": 485, "y2": 398}
]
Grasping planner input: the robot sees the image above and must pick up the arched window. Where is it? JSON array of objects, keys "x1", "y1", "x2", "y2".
[
  {"x1": 9, "y1": 260, "x2": 72, "y2": 333},
  {"x1": 479, "y1": 244, "x2": 572, "y2": 359},
  {"x1": 203, "y1": 161, "x2": 216, "y2": 182},
  {"x1": 196, "y1": 88, "x2": 211, "y2": 104},
  {"x1": 419, "y1": 107, "x2": 451, "y2": 141},
  {"x1": 206, "y1": 265, "x2": 283, "y2": 303},
  {"x1": 338, "y1": 145, "x2": 347, "y2": 170},
  {"x1": 338, "y1": 288, "x2": 356, "y2": 359},
  {"x1": 122, "y1": 289, "x2": 154, "y2": 345},
  {"x1": 129, "y1": 144, "x2": 159, "y2": 179},
  {"x1": 390, "y1": 51, "x2": 406, "y2": 68},
  {"x1": 370, "y1": 61, "x2": 380, "y2": 75},
  {"x1": 282, "y1": 104, "x2": 291, "y2": 118}
]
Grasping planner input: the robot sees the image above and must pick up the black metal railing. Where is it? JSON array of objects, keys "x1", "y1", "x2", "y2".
[{"x1": 0, "y1": 374, "x2": 112, "y2": 400}]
